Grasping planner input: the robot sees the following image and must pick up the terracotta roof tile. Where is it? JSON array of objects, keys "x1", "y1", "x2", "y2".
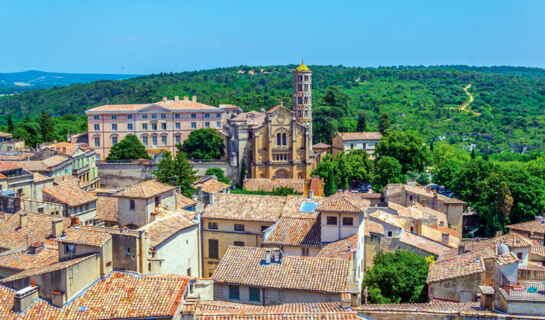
[
  {"x1": 44, "y1": 142, "x2": 79, "y2": 156},
  {"x1": 58, "y1": 228, "x2": 112, "y2": 247},
  {"x1": 0, "y1": 212, "x2": 71, "y2": 250},
  {"x1": 53, "y1": 174, "x2": 81, "y2": 186},
  {"x1": 33, "y1": 172, "x2": 52, "y2": 183},
  {"x1": 95, "y1": 196, "x2": 118, "y2": 223},
  {"x1": 43, "y1": 183, "x2": 96, "y2": 207},
  {"x1": 317, "y1": 191, "x2": 370, "y2": 213},
  {"x1": 212, "y1": 246, "x2": 350, "y2": 294},
  {"x1": 139, "y1": 213, "x2": 196, "y2": 247},
  {"x1": 0, "y1": 285, "x2": 60, "y2": 320},
  {"x1": 115, "y1": 179, "x2": 174, "y2": 198},
  {"x1": 194, "y1": 179, "x2": 231, "y2": 194},
  {"x1": 176, "y1": 194, "x2": 198, "y2": 209},
  {"x1": 365, "y1": 219, "x2": 384, "y2": 236},
  {"x1": 317, "y1": 235, "x2": 358, "y2": 259},
  {"x1": 202, "y1": 194, "x2": 287, "y2": 223},
  {"x1": 244, "y1": 178, "x2": 304, "y2": 193},
  {"x1": 336, "y1": 132, "x2": 382, "y2": 141},
  {"x1": 87, "y1": 98, "x2": 220, "y2": 113},
  {"x1": 427, "y1": 250, "x2": 487, "y2": 283},
  {"x1": 0, "y1": 246, "x2": 58, "y2": 271},
  {"x1": 531, "y1": 245, "x2": 545, "y2": 257},
  {"x1": 369, "y1": 210, "x2": 407, "y2": 229},
  {"x1": 312, "y1": 143, "x2": 331, "y2": 149},
  {"x1": 16, "y1": 155, "x2": 70, "y2": 172},
  {"x1": 0, "y1": 162, "x2": 23, "y2": 171},
  {"x1": 396, "y1": 203, "x2": 448, "y2": 227},
  {"x1": 421, "y1": 224, "x2": 460, "y2": 248},
  {"x1": 508, "y1": 218, "x2": 545, "y2": 235},
  {"x1": 264, "y1": 215, "x2": 321, "y2": 248},
  {"x1": 399, "y1": 231, "x2": 451, "y2": 256}
]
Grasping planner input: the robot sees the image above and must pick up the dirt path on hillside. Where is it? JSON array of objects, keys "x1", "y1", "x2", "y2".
[{"x1": 451, "y1": 84, "x2": 480, "y2": 116}]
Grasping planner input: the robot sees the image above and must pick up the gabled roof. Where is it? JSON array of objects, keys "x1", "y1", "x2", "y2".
[
  {"x1": 368, "y1": 210, "x2": 407, "y2": 229},
  {"x1": 335, "y1": 132, "x2": 382, "y2": 141},
  {"x1": 114, "y1": 179, "x2": 174, "y2": 199},
  {"x1": 508, "y1": 218, "x2": 545, "y2": 235},
  {"x1": 95, "y1": 196, "x2": 118, "y2": 223},
  {"x1": 202, "y1": 194, "x2": 287, "y2": 223},
  {"x1": 365, "y1": 219, "x2": 385, "y2": 236},
  {"x1": 17, "y1": 155, "x2": 71, "y2": 172},
  {"x1": 317, "y1": 235, "x2": 358, "y2": 259},
  {"x1": 43, "y1": 142, "x2": 80, "y2": 156},
  {"x1": 0, "y1": 246, "x2": 58, "y2": 271},
  {"x1": 427, "y1": 250, "x2": 487, "y2": 283},
  {"x1": 43, "y1": 183, "x2": 96, "y2": 207},
  {"x1": 194, "y1": 179, "x2": 230, "y2": 194},
  {"x1": 244, "y1": 178, "x2": 304, "y2": 193},
  {"x1": 312, "y1": 143, "x2": 331, "y2": 149},
  {"x1": 0, "y1": 285, "x2": 60, "y2": 319},
  {"x1": 317, "y1": 191, "x2": 370, "y2": 213},
  {"x1": 212, "y1": 246, "x2": 350, "y2": 294},
  {"x1": 399, "y1": 231, "x2": 451, "y2": 256},
  {"x1": 263, "y1": 215, "x2": 321, "y2": 248},
  {"x1": 139, "y1": 213, "x2": 197, "y2": 247},
  {"x1": 0, "y1": 212, "x2": 71, "y2": 250},
  {"x1": 58, "y1": 228, "x2": 112, "y2": 247},
  {"x1": 176, "y1": 194, "x2": 198, "y2": 209}
]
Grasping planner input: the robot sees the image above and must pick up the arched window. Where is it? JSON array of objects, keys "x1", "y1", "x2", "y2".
[
  {"x1": 298, "y1": 97, "x2": 302, "y2": 104},
  {"x1": 276, "y1": 133, "x2": 282, "y2": 146},
  {"x1": 282, "y1": 133, "x2": 287, "y2": 146},
  {"x1": 304, "y1": 96, "x2": 308, "y2": 104}
]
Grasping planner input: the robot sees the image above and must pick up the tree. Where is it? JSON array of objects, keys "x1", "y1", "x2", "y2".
[
  {"x1": 7, "y1": 115, "x2": 13, "y2": 132},
  {"x1": 181, "y1": 128, "x2": 224, "y2": 160},
  {"x1": 416, "y1": 172, "x2": 430, "y2": 186},
  {"x1": 429, "y1": 139, "x2": 434, "y2": 152},
  {"x1": 471, "y1": 148, "x2": 476, "y2": 159},
  {"x1": 324, "y1": 165, "x2": 337, "y2": 196},
  {"x1": 239, "y1": 159, "x2": 247, "y2": 187},
  {"x1": 378, "y1": 112, "x2": 390, "y2": 135},
  {"x1": 154, "y1": 151, "x2": 197, "y2": 198},
  {"x1": 205, "y1": 167, "x2": 231, "y2": 184},
  {"x1": 375, "y1": 130, "x2": 432, "y2": 173},
  {"x1": 38, "y1": 111, "x2": 55, "y2": 143},
  {"x1": 106, "y1": 134, "x2": 151, "y2": 161},
  {"x1": 356, "y1": 112, "x2": 367, "y2": 132},
  {"x1": 372, "y1": 156, "x2": 406, "y2": 192},
  {"x1": 271, "y1": 186, "x2": 299, "y2": 196},
  {"x1": 495, "y1": 181, "x2": 513, "y2": 232},
  {"x1": 364, "y1": 251, "x2": 430, "y2": 304}
]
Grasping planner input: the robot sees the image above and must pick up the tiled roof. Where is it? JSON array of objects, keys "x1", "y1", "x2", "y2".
[
  {"x1": 317, "y1": 235, "x2": 358, "y2": 259},
  {"x1": 0, "y1": 131, "x2": 12, "y2": 138},
  {"x1": 212, "y1": 246, "x2": 350, "y2": 294},
  {"x1": 0, "y1": 162, "x2": 23, "y2": 171},
  {"x1": 365, "y1": 219, "x2": 384, "y2": 236},
  {"x1": 139, "y1": 213, "x2": 196, "y2": 247},
  {"x1": 1, "y1": 254, "x2": 98, "y2": 283},
  {"x1": 17, "y1": 155, "x2": 70, "y2": 172},
  {"x1": 44, "y1": 142, "x2": 79, "y2": 156},
  {"x1": 33, "y1": 172, "x2": 52, "y2": 183},
  {"x1": 244, "y1": 178, "x2": 304, "y2": 193},
  {"x1": 496, "y1": 252, "x2": 518, "y2": 266},
  {"x1": 508, "y1": 218, "x2": 545, "y2": 235},
  {"x1": 176, "y1": 194, "x2": 198, "y2": 209},
  {"x1": 0, "y1": 246, "x2": 58, "y2": 271},
  {"x1": 399, "y1": 231, "x2": 451, "y2": 256},
  {"x1": 95, "y1": 196, "x2": 118, "y2": 223},
  {"x1": 53, "y1": 174, "x2": 81, "y2": 186},
  {"x1": 336, "y1": 132, "x2": 382, "y2": 141},
  {"x1": 430, "y1": 224, "x2": 458, "y2": 238},
  {"x1": 230, "y1": 111, "x2": 266, "y2": 127},
  {"x1": 86, "y1": 97, "x2": 219, "y2": 113},
  {"x1": 279, "y1": 195, "x2": 324, "y2": 218},
  {"x1": 219, "y1": 104, "x2": 242, "y2": 110},
  {"x1": 309, "y1": 176, "x2": 322, "y2": 197},
  {"x1": 0, "y1": 212, "x2": 71, "y2": 250},
  {"x1": 396, "y1": 203, "x2": 448, "y2": 226},
  {"x1": 115, "y1": 179, "x2": 174, "y2": 199},
  {"x1": 492, "y1": 232, "x2": 533, "y2": 248},
  {"x1": 369, "y1": 210, "x2": 407, "y2": 229},
  {"x1": 43, "y1": 183, "x2": 96, "y2": 207},
  {"x1": 428, "y1": 249, "x2": 493, "y2": 283},
  {"x1": 0, "y1": 153, "x2": 34, "y2": 161},
  {"x1": 263, "y1": 215, "x2": 321, "y2": 248},
  {"x1": 421, "y1": 224, "x2": 460, "y2": 248},
  {"x1": 196, "y1": 302, "x2": 359, "y2": 320},
  {"x1": 78, "y1": 225, "x2": 141, "y2": 237},
  {"x1": 531, "y1": 245, "x2": 545, "y2": 257},
  {"x1": 386, "y1": 184, "x2": 466, "y2": 205},
  {"x1": 59, "y1": 272, "x2": 189, "y2": 319},
  {"x1": 58, "y1": 228, "x2": 112, "y2": 247},
  {"x1": 312, "y1": 143, "x2": 331, "y2": 149},
  {"x1": 202, "y1": 194, "x2": 287, "y2": 223},
  {"x1": 0, "y1": 285, "x2": 60, "y2": 320},
  {"x1": 194, "y1": 179, "x2": 230, "y2": 194},
  {"x1": 357, "y1": 301, "x2": 500, "y2": 317},
  {"x1": 317, "y1": 191, "x2": 370, "y2": 213}
]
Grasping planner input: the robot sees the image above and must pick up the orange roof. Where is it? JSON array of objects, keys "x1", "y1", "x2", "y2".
[
  {"x1": 267, "y1": 105, "x2": 282, "y2": 113},
  {"x1": 0, "y1": 285, "x2": 60, "y2": 319},
  {"x1": 318, "y1": 191, "x2": 370, "y2": 213},
  {"x1": 0, "y1": 212, "x2": 71, "y2": 250},
  {"x1": 95, "y1": 196, "x2": 119, "y2": 223},
  {"x1": 139, "y1": 213, "x2": 196, "y2": 247},
  {"x1": 87, "y1": 97, "x2": 220, "y2": 113},
  {"x1": 0, "y1": 162, "x2": 23, "y2": 172},
  {"x1": 44, "y1": 142, "x2": 79, "y2": 156},
  {"x1": 0, "y1": 246, "x2": 58, "y2": 271},
  {"x1": 263, "y1": 215, "x2": 321, "y2": 248},
  {"x1": 43, "y1": 183, "x2": 96, "y2": 207},
  {"x1": 317, "y1": 235, "x2": 358, "y2": 259},
  {"x1": 58, "y1": 228, "x2": 112, "y2": 247},
  {"x1": 194, "y1": 179, "x2": 230, "y2": 194},
  {"x1": 336, "y1": 132, "x2": 383, "y2": 141},
  {"x1": 244, "y1": 178, "x2": 304, "y2": 193},
  {"x1": 202, "y1": 194, "x2": 287, "y2": 223},
  {"x1": 115, "y1": 180, "x2": 174, "y2": 199}
]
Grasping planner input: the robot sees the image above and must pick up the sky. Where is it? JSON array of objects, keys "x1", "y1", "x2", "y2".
[{"x1": 0, "y1": 0, "x2": 544, "y2": 74}]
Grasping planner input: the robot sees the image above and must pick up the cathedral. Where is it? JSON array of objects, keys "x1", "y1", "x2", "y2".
[{"x1": 226, "y1": 63, "x2": 316, "y2": 179}]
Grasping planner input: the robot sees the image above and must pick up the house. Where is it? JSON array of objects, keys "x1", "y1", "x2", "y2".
[
  {"x1": 15, "y1": 155, "x2": 73, "y2": 177},
  {"x1": 176, "y1": 193, "x2": 201, "y2": 212},
  {"x1": 138, "y1": 213, "x2": 200, "y2": 277},
  {"x1": 94, "y1": 196, "x2": 119, "y2": 227},
  {"x1": 331, "y1": 132, "x2": 382, "y2": 156},
  {"x1": 201, "y1": 194, "x2": 288, "y2": 276},
  {"x1": 0, "y1": 162, "x2": 54, "y2": 202},
  {"x1": 212, "y1": 246, "x2": 353, "y2": 305},
  {"x1": 193, "y1": 177, "x2": 230, "y2": 205},
  {"x1": 0, "y1": 244, "x2": 59, "y2": 279},
  {"x1": 0, "y1": 131, "x2": 26, "y2": 152},
  {"x1": 42, "y1": 183, "x2": 97, "y2": 225},
  {"x1": 114, "y1": 179, "x2": 176, "y2": 228},
  {"x1": 507, "y1": 216, "x2": 545, "y2": 244}
]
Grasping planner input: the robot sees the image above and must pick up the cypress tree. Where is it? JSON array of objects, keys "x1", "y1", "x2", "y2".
[
  {"x1": 7, "y1": 114, "x2": 13, "y2": 132},
  {"x1": 324, "y1": 166, "x2": 337, "y2": 197},
  {"x1": 378, "y1": 112, "x2": 390, "y2": 135},
  {"x1": 356, "y1": 112, "x2": 367, "y2": 132}
]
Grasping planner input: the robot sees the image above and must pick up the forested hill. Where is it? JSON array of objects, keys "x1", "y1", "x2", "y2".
[{"x1": 1, "y1": 65, "x2": 545, "y2": 153}]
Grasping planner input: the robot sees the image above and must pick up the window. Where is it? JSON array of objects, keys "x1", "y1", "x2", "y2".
[
  {"x1": 216, "y1": 113, "x2": 221, "y2": 118},
  {"x1": 142, "y1": 114, "x2": 148, "y2": 119},
  {"x1": 151, "y1": 114, "x2": 157, "y2": 119},
  {"x1": 175, "y1": 113, "x2": 181, "y2": 119},
  {"x1": 249, "y1": 287, "x2": 260, "y2": 302},
  {"x1": 129, "y1": 200, "x2": 135, "y2": 210},
  {"x1": 387, "y1": 231, "x2": 392, "y2": 237},
  {"x1": 261, "y1": 226, "x2": 268, "y2": 232},
  {"x1": 343, "y1": 217, "x2": 354, "y2": 226},
  {"x1": 112, "y1": 124, "x2": 117, "y2": 131},
  {"x1": 142, "y1": 123, "x2": 148, "y2": 130},
  {"x1": 298, "y1": 84, "x2": 302, "y2": 91},
  {"x1": 302, "y1": 248, "x2": 309, "y2": 256},
  {"x1": 304, "y1": 96, "x2": 308, "y2": 104},
  {"x1": 229, "y1": 285, "x2": 240, "y2": 300},
  {"x1": 161, "y1": 123, "x2": 167, "y2": 130},
  {"x1": 127, "y1": 123, "x2": 133, "y2": 130},
  {"x1": 205, "y1": 122, "x2": 210, "y2": 128},
  {"x1": 208, "y1": 239, "x2": 219, "y2": 259},
  {"x1": 65, "y1": 244, "x2": 76, "y2": 254},
  {"x1": 93, "y1": 115, "x2": 99, "y2": 120},
  {"x1": 276, "y1": 133, "x2": 281, "y2": 146},
  {"x1": 94, "y1": 137, "x2": 100, "y2": 147},
  {"x1": 175, "y1": 122, "x2": 181, "y2": 129},
  {"x1": 161, "y1": 136, "x2": 167, "y2": 145},
  {"x1": 326, "y1": 216, "x2": 338, "y2": 225},
  {"x1": 282, "y1": 133, "x2": 287, "y2": 145},
  {"x1": 350, "y1": 143, "x2": 354, "y2": 150},
  {"x1": 187, "y1": 268, "x2": 191, "y2": 276},
  {"x1": 127, "y1": 114, "x2": 133, "y2": 119},
  {"x1": 191, "y1": 113, "x2": 196, "y2": 119},
  {"x1": 126, "y1": 248, "x2": 131, "y2": 256},
  {"x1": 234, "y1": 241, "x2": 244, "y2": 246},
  {"x1": 216, "y1": 122, "x2": 221, "y2": 129},
  {"x1": 155, "y1": 196, "x2": 160, "y2": 207},
  {"x1": 152, "y1": 136, "x2": 158, "y2": 146},
  {"x1": 208, "y1": 222, "x2": 218, "y2": 229},
  {"x1": 161, "y1": 114, "x2": 166, "y2": 119},
  {"x1": 94, "y1": 124, "x2": 100, "y2": 131},
  {"x1": 517, "y1": 252, "x2": 523, "y2": 260},
  {"x1": 304, "y1": 75, "x2": 309, "y2": 81},
  {"x1": 175, "y1": 135, "x2": 181, "y2": 144},
  {"x1": 142, "y1": 136, "x2": 148, "y2": 146},
  {"x1": 112, "y1": 137, "x2": 118, "y2": 145},
  {"x1": 152, "y1": 123, "x2": 157, "y2": 130},
  {"x1": 204, "y1": 113, "x2": 210, "y2": 118},
  {"x1": 298, "y1": 96, "x2": 302, "y2": 104},
  {"x1": 111, "y1": 115, "x2": 117, "y2": 120},
  {"x1": 191, "y1": 122, "x2": 197, "y2": 129},
  {"x1": 304, "y1": 84, "x2": 309, "y2": 91},
  {"x1": 234, "y1": 224, "x2": 245, "y2": 232}
]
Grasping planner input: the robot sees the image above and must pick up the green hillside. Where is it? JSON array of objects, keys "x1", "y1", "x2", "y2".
[{"x1": 1, "y1": 65, "x2": 545, "y2": 153}]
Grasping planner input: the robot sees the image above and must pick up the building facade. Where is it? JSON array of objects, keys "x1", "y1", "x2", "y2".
[
  {"x1": 331, "y1": 132, "x2": 383, "y2": 156},
  {"x1": 86, "y1": 96, "x2": 224, "y2": 160}
]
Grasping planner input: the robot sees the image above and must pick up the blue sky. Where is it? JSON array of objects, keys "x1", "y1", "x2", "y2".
[{"x1": 1, "y1": 0, "x2": 544, "y2": 74}]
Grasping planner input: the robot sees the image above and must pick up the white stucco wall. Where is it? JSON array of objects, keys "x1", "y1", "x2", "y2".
[{"x1": 155, "y1": 225, "x2": 199, "y2": 276}]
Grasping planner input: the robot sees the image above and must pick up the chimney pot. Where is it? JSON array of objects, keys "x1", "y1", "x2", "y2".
[
  {"x1": 52, "y1": 218, "x2": 64, "y2": 238},
  {"x1": 19, "y1": 212, "x2": 28, "y2": 228},
  {"x1": 442, "y1": 232, "x2": 450, "y2": 244},
  {"x1": 192, "y1": 95, "x2": 197, "y2": 102},
  {"x1": 458, "y1": 244, "x2": 465, "y2": 255}
]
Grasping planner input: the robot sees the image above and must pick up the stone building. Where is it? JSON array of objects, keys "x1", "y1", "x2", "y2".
[
  {"x1": 331, "y1": 132, "x2": 383, "y2": 156},
  {"x1": 225, "y1": 63, "x2": 316, "y2": 180}
]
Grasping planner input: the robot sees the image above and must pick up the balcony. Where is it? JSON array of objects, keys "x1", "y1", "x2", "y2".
[{"x1": 72, "y1": 163, "x2": 90, "y2": 175}]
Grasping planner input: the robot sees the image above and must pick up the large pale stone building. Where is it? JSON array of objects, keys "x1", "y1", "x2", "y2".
[{"x1": 226, "y1": 63, "x2": 316, "y2": 179}]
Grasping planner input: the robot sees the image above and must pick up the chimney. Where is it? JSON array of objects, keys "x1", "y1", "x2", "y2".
[
  {"x1": 441, "y1": 232, "x2": 450, "y2": 244},
  {"x1": 415, "y1": 219, "x2": 422, "y2": 236},
  {"x1": 458, "y1": 244, "x2": 465, "y2": 255},
  {"x1": 52, "y1": 218, "x2": 64, "y2": 238},
  {"x1": 265, "y1": 249, "x2": 271, "y2": 264},
  {"x1": 175, "y1": 96, "x2": 179, "y2": 101},
  {"x1": 273, "y1": 249, "x2": 282, "y2": 263},
  {"x1": 184, "y1": 96, "x2": 189, "y2": 101},
  {"x1": 28, "y1": 242, "x2": 44, "y2": 254},
  {"x1": 197, "y1": 186, "x2": 203, "y2": 201},
  {"x1": 13, "y1": 285, "x2": 39, "y2": 313},
  {"x1": 309, "y1": 190, "x2": 314, "y2": 199},
  {"x1": 192, "y1": 95, "x2": 197, "y2": 102},
  {"x1": 51, "y1": 290, "x2": 65, "y2": 308},
  {"x1": 162, "y1": 96, "x2": 167, "y2": 102},
  {"x1": 19, "y1": 212, "x2": 28, "y2": 228},
  {"x1": 70, "y1": 217, "x2": 80, "y2": 227}
]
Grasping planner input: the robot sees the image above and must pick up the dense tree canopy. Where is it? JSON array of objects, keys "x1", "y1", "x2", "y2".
[
  {"x1": 375, "y1": 130, "x2": 432, "y2": 173},
  {"x1": 205, "y1": 167, "x2": 231, "y2": 184},
  {"x1": 372, "y1": 156, "x2": 406, "y2": 192},
  {"x1": 106, "y1": 134, "x2": 151, "y2": 161},
  {"x1": 154, "y1": 151, "x2": 197, "y2": 198},
  {"x1": 181, "y1": 128, "x2": 224, "y2": 160}
]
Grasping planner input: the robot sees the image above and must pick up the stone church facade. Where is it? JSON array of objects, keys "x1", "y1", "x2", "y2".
[{"x1": 226, "y1": 63, "x2": 316, "y2": 179}]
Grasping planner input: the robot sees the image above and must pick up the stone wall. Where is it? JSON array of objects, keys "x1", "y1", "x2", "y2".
[{"x1": 192, "y1": 160, "x2": 238, "y2": 180}]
